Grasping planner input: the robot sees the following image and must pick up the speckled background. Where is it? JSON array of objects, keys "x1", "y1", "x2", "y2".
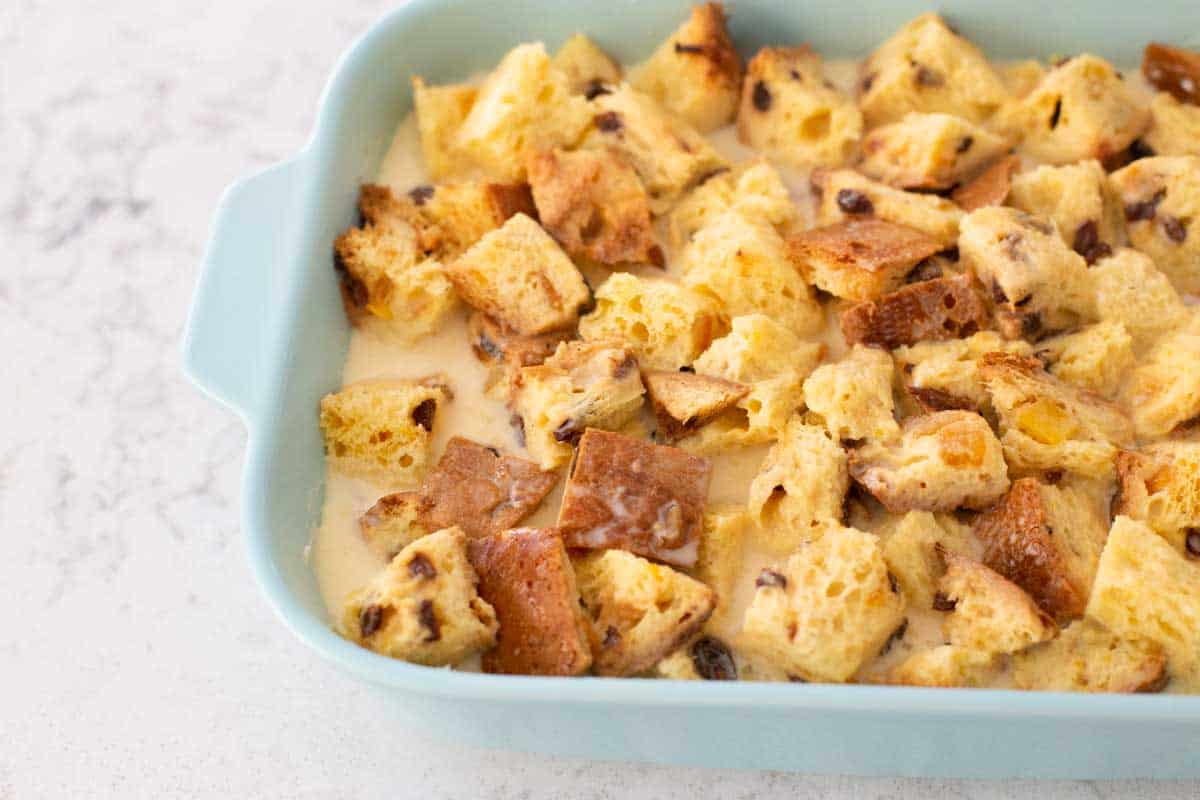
[{"x1": 1, "y1": 1, "x2": 1196, "y2": 796}]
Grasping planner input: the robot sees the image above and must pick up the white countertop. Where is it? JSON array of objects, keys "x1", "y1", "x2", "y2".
[{"x1": 1, "y1": 1, "x2": 1196, "y2": 796}]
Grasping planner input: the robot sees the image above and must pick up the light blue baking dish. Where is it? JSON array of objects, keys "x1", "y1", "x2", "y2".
[{"x1": 181, "y1": 0, "x2": 1200, "y2": 778}]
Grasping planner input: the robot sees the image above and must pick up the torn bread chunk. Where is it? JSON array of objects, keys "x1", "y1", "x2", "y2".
[
  {"x1": 411, "y1": 77, "x2": 477, "y2": 180},
  {"x1": 850, "y1": 410, "x2": 1009, "y2": 513},
  {"x1": 1143, "y1": 43, "x2": 1200, "y2": 106},
  {"x1": 526, "y1": 147, "x2": 660, "y2": 267},
  {"x1": 857, "y1": 13, "x2": 1008, "y2": 127},
  {"x1": 1120, "y1": 320, "x2": 1200, "y2": 440},
  {"x1": 938, "y1": 553, "x2": 1057, "y2": 655},
  {"x1": 888, "y1": 645, "x2": 997, "y2": 688},
  {"x1": 467, "y1": 527, "x2": 593, "y2": 675},
  {"x1": 558, "y1": 429, "x2": 712, "y2": 567},
  {"x1": 738, "y1": 524, "x2": 907, "y2": 683},
  {"x1": 320, "y1": 379, "x2": 448, "y2": 487},
  {"x1": 359, "y1": 491, "x2": 429, "y2": 562},
  {"x1": 881, "y1": 511, "x2": 975, "y2": 610},
  {"x1": 667, "y1": 159, "x2": 796, "y2": 250},
  {"x1": 553, "y1": 33, "x2": 621, "y2": 96},
  {"x1": 643, "y1": 370, "x2": 748, "y2": 443},
  {"x1": 858, "y1": 112, "x2": 1012, "y2": 191},
  {"x1": 1007, "y1": 160, "x2": 1124, "y2": 265},
  {"x1": 339, "y1": 527, "x2": 498, "y2": 665},
  {"x1": 1012, "y1": 620, "x2": 1168, "y2": 693},
  {"x1": 972, "y1": 477, "x2": 1109, "y2": 622},
  {"x1": 840, "y1": 274, "x2": 990, "y2": 349},
  {"x1": 1088, "y1": 516, "x2": 1200, "y2": 689},
  {"x1": 737, "y1": 45, "x2": 863, "y2": 169},
  {"x1": 951, "y1": 154, "x2": 1020, "y2": 212},
  {"x1": 445, "y1": 214, "x2": 591, "y2": 336},
  {"x1": 416, "y1": 437, "x2": 558, "y2": 539},
  {"x1": 691, "y1": 507, "x2": 750, "y2": 630},
  {"x1": 787, "y1": 218, "x2": 944, "y2": 302},
  {"x1": 511, "y1": 340, "x2": 645, "y2": 470},
  {"x1": 574, "y1": 548, "x2": 716, "y2": 676},
  {"x1": 1144, "y1": 91, "x2": 1200, "y2": 157},
  {"x1": 812, "y1": 169, "x2": 963, "y2": 247},
  {"x1": 467, "y1": 311, "x2": 572, "y2": 399},
  {"x1": 999, "y1": 59, "x2": 1047, "y2": 100},
  {"x1": 1035, "y1": 321, "x2": 1134, "y2": 399},
  {"x1": 802, "y1": 345, "x2": 900, "y2": 443},
  {"x1": 1091, "y1": 248, "x2": 1187, "y2": 350},
  {"x1": 980, "y1": 352, "x2": 1134, "y2": 479},
  {"x1": 629, "y1": 2, "x2": 742, "y2": 133},
  {"x1": 1109, "y1": 155, "x2": 1200, "y2": 295},
  {"x1": 1116, "y1": 440, "x2": 1200, "y2": 554},
  {"x1": 894, "y1": 331, "x2": 1032, "y2": 417}
]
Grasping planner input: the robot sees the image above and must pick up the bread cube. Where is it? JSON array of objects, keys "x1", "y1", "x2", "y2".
[
  {"x1": 320, "y1": 379, "x2": 448, "y2": 487},
  {"x1": 999, "y1": 60, "x2": 1047, "y2": 100},
  {"x1": 467, "y1": 311, "x2": 572, "y2": 399},
  {"x1": 467, "y1": 527, "x2": 593, "y2": 675},
  {"x1": 888, "y1": 645, "x2": 997, "y2": 688},
  {"x1": 746, "y1": 418, "x2": 849, "y2": 555},
  {"x1": 1089, "y1": 248, "x2": 1186, "y2": 350},
  {"x1": 359, "y1": 491, "x2": 429, "y2": 562},
  {"x1": 667, "y1": 159, "x2": 796, "y2": 249},
  {"x1": 1144, "y1": 92, "x2": 1200, "y2": 157},
  {"x1": 1120, "y1": 322, "x2": 1200, "y2": 439},
  {"x1": 858, "y1": 13, "x2": 1008, "y2": 127},
  {"x1": 1012, "y1": 619, "x2": 1168, "y2": 693},
  {"x1": 1088, "y1": 516, "x2": 1200, "y2": 688},
  {"x1": 1143, "y1": 42, "x2": 1200, "y2": 105},
  {"x1": 950, "y1": 154, "x2": 1020, "y2": 212},
  {"x1": 1116, "y1": 441, "x2": 1200, "y2": 554},
  {"x1": 958, "y1": 206, "x2": 1095, "y2": 339},
  {"x1": 583, "y1": 84, "x2": 727, "y2": 213},
  {"x1": 1036, "y1": 321, "x2": 1134, "y2": 399},
  {"x1": 1008, "y1": 160, "x2": 1125, "y2": 264},
  {"x1": 894, "y1": 331, "x2": 1032, "y2": 417},
  {"x1": 850, "y1": 411, "x2": 1009, "y2": 513},
  {"x1": 812, "y1": 169, "x2": 963, "y2": 247},
  {"x1": 980, "y1": 352, "x2": 1134, "y2": 479},
  {"x1": 453, "y1": 43, "x2": 592, "y2": 181},
  {"x1": 738, "y1": 525, "x2": 907, "y2": 683},
  {"x1": 737, "y1": 46, "x2": 863, "y2": 169},
  {"x1": 446, "y1": 214, "x2": 591, "y2": 336},
  {"x1": 859, "y1": 112, "x2": 1012, "y2": 191},
  {"x1": 339, "y1": 527, "x2": 498, "y2": 665},
  {"x1": 411, "y1": 77, "x2": 477, "y2": 180},
  {"x1": 1109, "y1": 156, "x2": 1200, "y2": 294},
  {"x1": 938, "y1": 553, "x2": 1057, "y2": 654},
  {"x1": 787, "y1": 218, "x2": 944, "y2": 302},
  {"x1": 802, "y1": 345, "x2": 900, "y2": 443},
  {"x1": 681, "y1": 211, "x2": 822, "y2": 336},
  {"x1": 526, "y1": 147, "x2": 660, "y2": 267},
  {"x1": 574, "y1": 548, "x2": 716, "y2": 676},
  {"x1": 643, "y1": 370, "x2": 748, "y2": 443},
  {"x1": 629, "y1": 2, "x2": 742, "y2": 133},
  {"x1": 840, "y1": 274, "x2": 990, "y2": 350},
  {"x1": 691, "y1": 507, "x2": 750, "y2": 629},
  {"x1": 558, "y1": 430, "x2": 712, "y2": 567},
  {"x1": 655, "y1": 635, "x2": 740, "y2": 680},
  {"x1": 881, "y1": 511, "x2": 975, "y2": 609},
  {"x1": 553, "y1": 33, "x2": 621, "y2": 96},
  {"x1": 579, "y1": 271, "x2": 723, "y2": 371},
  {"x1": 992, "y1": 55, "x2": 1148, "y2": 166},
  {"x1": 511, "y1": 340, "x2": 645, "y2": 469}
]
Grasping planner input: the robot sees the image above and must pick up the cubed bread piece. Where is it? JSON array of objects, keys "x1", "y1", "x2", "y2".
[
  {"x1": 938, "y1": 553, "x2": 1057, "y2": 654},
  {"x1": 999, "y1": 59, "x2": 1047, "y2": 100},
  {"x1": 583, "y1": 84, "x2": 727, "y2": 213},
  {"x1": 881, "y1": 511, "x2": 975, "y2": 609},
  {"x1": 859, "y1": 112, "x2": 1012, "y2": 191},
  {"x1": 1143, "y1": 42, "x2": 1200, "y2": 105},
  {"x1": 812, "y1": 169, "x2": 963, "y2": 247},
  {"x1": 452, "y1": 43, "x2": 592, "y2": 181},
  {"x1": 958, "y1": 206, "x2": 1095, "y2": 339},
  {"x1": 950, "y1": 154, "x2": 1020, "y2": 212},
  {"x1": 992, "y1": 55, "x2": 1148, "y2": 166},
  {"x1": 802, "y1": 345, "x2": 900, "y2": 443},
  {"x1": 359, "y1": 491, "x2": 429, "y2": 562},
  {"x1": 339, "y1": 527, "x2": 498, "y2": 665},
  {"x1": 840, "y1": 274, "x2": 990, "y2": 349},
  {"x1": 1088, "y1": 248, "x2": 1186, "y2": 350},
  {"x1": 737, "y1": 46, "x2": 863, "y2": 169},
  {"x1": 1012, "y1": 619, "x2": 1168, "y2": 693},
  {"x1": 746, "y1": 419, "x2": 849, "y2": 555},
  {"x1": 629, "y1": 2, "x2": 742, "y2": 133},
  {"x1": 894, "y1": 331, "x2": 1032, "y2": 417},
  {"x1": 511, "y1": 340, "x2": 645, "y2": 469},
  {"x1": 467, "y1": 527, "x2": 593, "y2": 675},
  {"x1": 655, "y1": 635, "x2": 740, "y2": 680},
  {"x1": 416, "y1": 437, "x2": 558, "y2": 539},
  {"x1": 319, "y1": 379, "x2": 447, "y2": 487},
  {"x1": 1036, "y1": 321, "x2": 1134, "y2": 399},
  {"x1": 1008, "y1": 160, "x2": 1125, "y2": 265},
  {"x1": 579, "y1": 271, "x2": 724, "y2": 371},
  {"x1": 980, "y1": 352, "x2": 1134, "y2": 478},
  {"x1": 558, "y1": 429, "x2": 712, "y2": 567},
  {"x1": 1120, "y1": 322, "x2": 1200, "y2": 439},
  {"x1": 691, "y1": 508, "x2": 750, "y2": 629},
  {"x1": 445, "y1": 214, "x2": 591, "y2": 336},
  {"x1": 574, "y1": 548, "x2": 716, "y2": 676},
  {"x1": 467, "y1": 311, "x2": 573, "y2": 399},
  {"x1": 850, "y1": 411, "x2": 1009, "y2": 513},
  {"x1": 1109, "y1": 156, "x2": 1200, "y2": 294},
  {"x1": 858, "y1": 13, "x2": 1008, "y2": 126},
  {"x1": 643, "y1": 370, "x2": 748, "y2": 443},
  {"x1": 787, "y1": 219, "x2": 944, "y2": 302},
  {"x1": 1144, "y1": 92, "x2": 1200, "y2": 157},
  {"x1": 1116, "y1": 440, "x2": 1200, "y2": 553},
  {"x1": 1088, "y1": 516, "x2": 1200, "y2": 687},
  {"x1": 681, "y1": 211, "x2": 822, "y2": 336},
  {"x1": 411, "y1": 77, "x2": 477, "y2": 180},
  {"x1": 739, "y1": 525, "x2": 907, "y2": 683},
  {"x1": 667, "y1": 159, "x2": 795, "y2": 249},
  {"x1": 973, "y1": 477, "x2": 1109, "y2": 622},
  {"x1": 526, "y1": 147, "x2": 660, "y2": 267},
  {"x1": 553, "y1": 33, "x2": 621, "y2": 95},
  {"x1": 888, "y1": 645, "x2": 997, "y2": 687}
]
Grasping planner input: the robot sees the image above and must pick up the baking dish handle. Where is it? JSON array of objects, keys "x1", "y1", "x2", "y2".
[{"x1": 181, "y1": 158, "x2": 301, "y2": 421}]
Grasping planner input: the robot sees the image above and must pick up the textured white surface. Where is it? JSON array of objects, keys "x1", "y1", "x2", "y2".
[{"x1": 0, "y1": 1, "x2": 1196, "y2": 796}]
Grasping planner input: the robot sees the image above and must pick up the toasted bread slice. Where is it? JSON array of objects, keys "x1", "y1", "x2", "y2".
[
  {"x1": 644, "y1": 370, "x2": 749, "y2": 443},
  {"x1": 840, "y1": 274, "x2": 990, "y2": 349},
  {"x1": 951, "y1": 154, "x2": 1020, "y2": 211},
  {"x1": 787, "y1": 218, "x2": 944, "y2": 301}
]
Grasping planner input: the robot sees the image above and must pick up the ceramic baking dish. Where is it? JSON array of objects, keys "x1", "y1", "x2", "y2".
[{"x1": 182, "y1": 0, "x2": 1200, "y2": 778}]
